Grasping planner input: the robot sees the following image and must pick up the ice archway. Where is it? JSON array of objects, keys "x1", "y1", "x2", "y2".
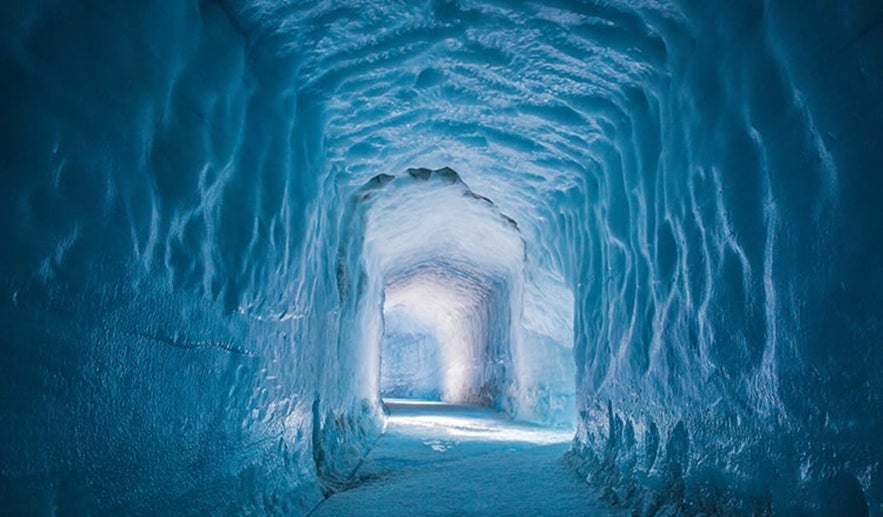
[
  {"x1": 342, "y1": 167, "x2": 574, "y2": 420},
  {"x1": 1, "y1": 0, "x2": 882, "y2": 515}
]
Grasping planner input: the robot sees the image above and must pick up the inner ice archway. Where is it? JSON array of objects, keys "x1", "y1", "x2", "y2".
[{"x1": 338, "y1": 167, "x2": 576, "y2": 421}]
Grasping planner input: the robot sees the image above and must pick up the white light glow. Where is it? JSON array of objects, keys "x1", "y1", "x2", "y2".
[{"x1": 384, "y1": 399, "x2": 572, "y2": 445}]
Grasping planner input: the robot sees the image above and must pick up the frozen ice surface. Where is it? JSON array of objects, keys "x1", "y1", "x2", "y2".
[{"x1": 311, "y1": 400, "x2": 619, "y2": 516}]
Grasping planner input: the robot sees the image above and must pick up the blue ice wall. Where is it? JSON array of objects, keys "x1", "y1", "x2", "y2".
[
  {"x1": 567, "y1": 2, "x2": 883, "y2": 514},
  {"x1": 2, "y1": 0, "x2": 882, "y2": 515},
  {"x1": 380, "y1": 315, "x2": 442, "y2": 400},
  {"x1": 0, "y1": 1, "x2": 379, "y2": 513}
]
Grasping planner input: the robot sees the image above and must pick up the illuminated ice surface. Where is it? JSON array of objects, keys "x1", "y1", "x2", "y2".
[
  {"x1": 378, "y1": 399, "x2": 574, "y2": 444},
  {"x1": 1, "y1": 0, "x2": 882, "y2": 515}
]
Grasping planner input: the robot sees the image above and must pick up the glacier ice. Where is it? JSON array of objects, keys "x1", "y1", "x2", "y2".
[{"x1": 1, "y1": 0, "x2": 882, "y2": 514}]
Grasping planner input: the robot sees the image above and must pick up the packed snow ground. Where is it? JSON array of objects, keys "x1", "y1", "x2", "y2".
[{"x1": 310, "y1": 399, "x2": 621, "y2": 516}]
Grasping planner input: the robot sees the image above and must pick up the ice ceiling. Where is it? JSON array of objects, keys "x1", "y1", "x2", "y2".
[{"x1": 1, "y1": 0, "x2": 881, "y2": 515}]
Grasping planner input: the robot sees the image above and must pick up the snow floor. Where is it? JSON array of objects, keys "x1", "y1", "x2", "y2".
[{"x1": 310, "y1": 399, "x2": 622, "y2": 516}]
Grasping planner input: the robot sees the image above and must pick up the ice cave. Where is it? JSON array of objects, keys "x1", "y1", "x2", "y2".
[{"x1": 1, "y1": 0, "x2": 881, "y2": 515}]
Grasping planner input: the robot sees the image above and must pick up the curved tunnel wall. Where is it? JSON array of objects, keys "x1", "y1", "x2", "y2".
[
  {"x1": 1, "y1": 0, "x2": 882, "y2": 514},
  {"x1": 566, "y1": 3, "x2": 883, "y2": 514},
  {"x1": 0, "y1": 0, "x2": 395, "y2": 511}
]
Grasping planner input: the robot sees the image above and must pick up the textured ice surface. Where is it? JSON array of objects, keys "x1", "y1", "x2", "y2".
[
  {"x1": 311, "y1": 400, "x2": 611, "y2": 517},
  {"x1": 1, "y1": 0, "x2": 882, "y2": 514}
]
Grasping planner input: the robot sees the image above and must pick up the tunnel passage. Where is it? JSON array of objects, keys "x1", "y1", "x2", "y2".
[
  {"x1": 1, "y1": 0, "x2": 882, "y2": 514},
  {"x1": 341, "y1": 167, "x2": 576, "y2": 420}
]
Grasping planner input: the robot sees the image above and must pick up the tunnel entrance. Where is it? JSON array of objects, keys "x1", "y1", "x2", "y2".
[{"x1": 346, "y1": 167, "x2": 576, "y2": 426}]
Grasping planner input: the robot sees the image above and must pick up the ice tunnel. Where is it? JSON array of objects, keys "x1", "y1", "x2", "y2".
[{"x1": 1, "y1": 0, "x2": 882, "y2": 514}]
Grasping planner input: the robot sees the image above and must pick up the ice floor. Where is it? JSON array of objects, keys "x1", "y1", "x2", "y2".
[{"x1": 310, "y1": 399, "x2": 622, "y2": 516}]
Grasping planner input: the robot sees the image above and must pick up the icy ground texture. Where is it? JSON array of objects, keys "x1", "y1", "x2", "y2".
[
  {"x1": 1, "y1": 0, "x2": 882, "y2": 515},
  {"x1": 311, "y1": 399, "x2": 613, "y2": 516}
]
